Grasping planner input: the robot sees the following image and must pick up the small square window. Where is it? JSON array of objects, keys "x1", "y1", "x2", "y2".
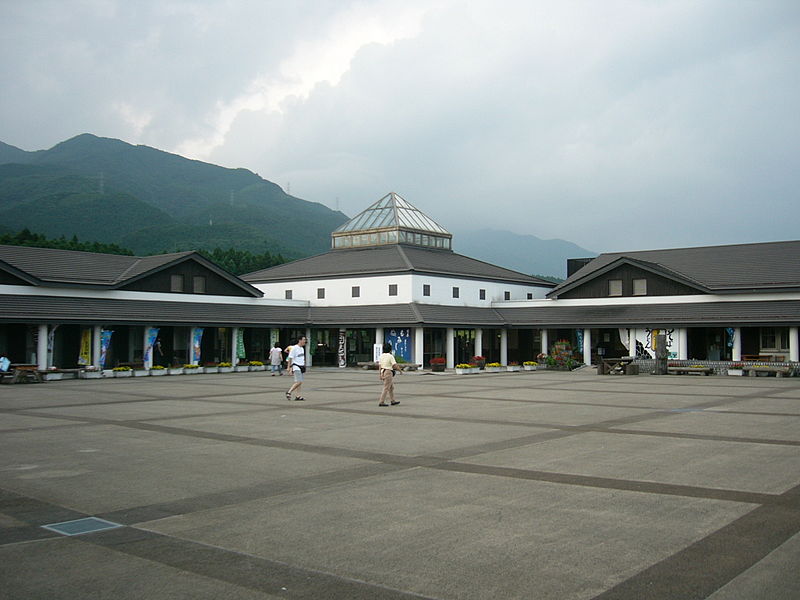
[
  {"x1": 608, "y1": 279, "x2": 622, "y2": 296},
  {"x1": 479, "y1": 289, "x2": 486, "y2": 300},
  {"x1": 452, "y1": 287, "x2": 459, "y2": 298},
  {"x1": 193, "y1": 276, "x2": 206, "y2": 294},
  {"x1": 170, "y1": 274, "x2": 184, "y2": 292},
  {"x1": 423, "y1": 284, "x2": 431, "y2": 296},
  {"x1": 504, "y1": 291, "x2": 511, "y2": 300},
  {"x1": 317, "y1": 288, "x2": 325, "y2": 299},
  {"x1": 285, "y1": 289, "x2": 293, "y2": 300},
  {"x1": 527, "y1": 293, "x2": 533, "y2": 300},
  {"x1": 389, "y1": 284, "x2": 398, "y2": 296},
  {"x1": 352, "y1": 286, "x2": 360, "y2": 298},
  {"x1": 633, "y1": 279, "x2": 647, "y2": 296}
]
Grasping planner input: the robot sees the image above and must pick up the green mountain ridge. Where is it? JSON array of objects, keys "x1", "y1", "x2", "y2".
[{"x1": 0, "y1": 134, "x2": 347, "y2": 257}]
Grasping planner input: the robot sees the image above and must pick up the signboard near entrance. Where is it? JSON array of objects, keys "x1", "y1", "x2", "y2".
[{"x1": 385, "y1": 328, "x2": 411, "y2": 361}]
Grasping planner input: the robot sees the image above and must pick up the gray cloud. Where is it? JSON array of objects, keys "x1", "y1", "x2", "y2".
[{"x1": 2, "y1": 0, "x2": 799, "y2": 252}]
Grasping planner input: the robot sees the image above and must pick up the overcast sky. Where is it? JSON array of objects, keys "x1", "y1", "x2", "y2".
[{"x1": 2, "y1": 0, "x2": 798, "y2": 252}]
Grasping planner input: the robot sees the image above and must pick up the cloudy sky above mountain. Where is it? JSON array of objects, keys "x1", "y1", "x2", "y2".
[{"x1": 2, "y1": 0, "x2": 798, "y2": 252}]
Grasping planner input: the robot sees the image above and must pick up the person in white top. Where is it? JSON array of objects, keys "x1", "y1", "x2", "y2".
[
  {"x1": 286, "y1": 336, "x2": 307, "y2": 401},
  {"x1": 268, "y1": 343, "x2": 284, "y2": 376},
  {"x1": 377, "y1": 342, "x2": 401, "y2": 406}
]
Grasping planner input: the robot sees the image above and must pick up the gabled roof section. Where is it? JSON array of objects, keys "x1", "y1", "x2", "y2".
[
  {"x1": 0, "y1": 257, "x2": 42, "y2": 286},
  {"x1": 242, "y1": 244, "x2": 556, "y2": 287},
  {"x1": 548, "y1": 240, "x2": 800, "y2": 297},
  {"x1": 0, "y1": 245, "x2": 262, "y2": 296}
]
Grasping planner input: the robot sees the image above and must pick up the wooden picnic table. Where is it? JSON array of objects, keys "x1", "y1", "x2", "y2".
[{"x1": 3, "y1": 364, "x2": 44, "y2": 383}]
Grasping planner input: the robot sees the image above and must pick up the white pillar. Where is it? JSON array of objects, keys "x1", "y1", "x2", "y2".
[
  {"x1": 231, "y1": 327, "x2": 239, "y2": 365},
  {"x1": 628, "y1": 329, "x2": 637, "y2": 358},
  {"x1": 582, "y1": 328, "x2": 591, "y2": 365},
  {"x1": 92, "y1": 325, "x2": 102, "y2": 369},
  {"x1": 500, "y1": 329, "x2": 508, "y2": 365},
  {"x1": 37, "y1": 324, "x2": 48, "y2": 370},
  {"x1": 732, "y1": 327, "x2": 742, "y2": 362},
  {"x1": 678, "y1": 328, "x2": 689, "y2": 360},
  {"x1": 475, "y1": 328, "x2": 483, "y2": 359},
  {"x1": 446, "y1": 327, "x2": 455, "y2": 368},
  {"x1": 305, "y1": 327, "x2": 312, "y2": 367},
  {"x1": 541, "y1": 329, "x2": 549, "y2": 356},
  {"x1": 375, "y1": 328, "x2": 384, "y2": 346},
  {"x1": 790, "y1": 327, "x2": 799, "y2": 362},
  {"x1": 414, "y1": 327, "x2": 424, "y2": 366}
]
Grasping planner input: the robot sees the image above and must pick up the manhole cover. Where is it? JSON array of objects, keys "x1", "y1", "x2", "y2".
[{"x1": 41, "y1": 517, "x2": 123, "y2": 536}]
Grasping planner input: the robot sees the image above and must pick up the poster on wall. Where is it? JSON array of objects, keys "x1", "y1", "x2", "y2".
[{"x1": 385, "y1": 328, "x2": 411, "y2": 361}]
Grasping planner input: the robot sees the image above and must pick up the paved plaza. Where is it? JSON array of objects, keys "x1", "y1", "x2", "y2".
[{"x1": 1, "y1": 368, "x2": 800, "y2": 599}]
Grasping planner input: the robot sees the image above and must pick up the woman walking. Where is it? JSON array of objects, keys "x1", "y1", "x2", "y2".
[{"x1": 377, "y1": 342, "x2": 401, "y2": 406}]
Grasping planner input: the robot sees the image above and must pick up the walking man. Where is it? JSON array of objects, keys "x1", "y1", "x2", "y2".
[
  {"x1": 377, "y1": 342, "x2": 401, "y2": 406},
  {"x1": 286, "y1": 336, "x2": 307, "y2": 401}
]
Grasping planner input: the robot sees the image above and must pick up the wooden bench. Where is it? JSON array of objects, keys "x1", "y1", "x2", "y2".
[
  {"x1": 668, "y1": 366, "x2": 713, "y2": 376},
  {"x1": 745, "y1": 366, "x2": 792, "y2": 377},
  {"x1": 5, "y1": 365, "x2": 44, "y2": 383}
]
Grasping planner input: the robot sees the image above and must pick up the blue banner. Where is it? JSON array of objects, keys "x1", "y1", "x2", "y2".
[
  {"x1": 99, "y1": 330, "x2": 113, "y2": 368},
  {"x1": 191, "y1": 327, "x2": 204, "y2": 364},
  {"x1": 385, "y1": 327, "x2": 411, "y2": 361},
  {"x1": 143, "y1": 327, "x2": 160, "y2": 368}
]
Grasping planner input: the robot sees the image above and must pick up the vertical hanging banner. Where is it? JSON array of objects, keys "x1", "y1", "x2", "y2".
[
  {"x1": 99, "y1": 330, "x2": 113, "y2": 369},
  {"x1": 385, "y1": 328, "x2": 411, "y2": 361},
  {"x1": 191, "y1": 328, "x2": 204, "y2": 364},
  {"x1": 236, "y1": 329, "x2": 246, "y2": 360},
  {"x1": 78, "y1": 328, "x2": 92, "y2": 365},
  {"x1": 338, "y1": 329, "x2": 347, "y2": 368},
  {"x1": 143, "y1": 327, "x2": 160, "y2": 369}
]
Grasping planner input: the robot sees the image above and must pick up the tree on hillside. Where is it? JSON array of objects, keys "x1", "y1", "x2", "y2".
[
  {"x1": 197, "y1": 247, "x2": 286, "y2": 275},
  {"x1": 0, "y1": 228, "x2": 134, "y2": 255}
]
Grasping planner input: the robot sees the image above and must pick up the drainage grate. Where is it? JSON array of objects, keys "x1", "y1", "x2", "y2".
[{"x1": 41, "y1": 517, "x2": 123, "y2": 536}]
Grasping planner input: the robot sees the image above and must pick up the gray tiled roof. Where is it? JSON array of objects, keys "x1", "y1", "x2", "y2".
[
  {"x1": 243, "y1": 245, "x2": 555, "y2": 287},
  {"x1": 550, "y1": 240, "x2": 800, "y2": 296}
]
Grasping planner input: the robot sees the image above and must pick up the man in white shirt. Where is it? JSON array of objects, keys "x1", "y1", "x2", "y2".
[{"x1": 286, "y1": 336, "x2": 307, "y2": 401}]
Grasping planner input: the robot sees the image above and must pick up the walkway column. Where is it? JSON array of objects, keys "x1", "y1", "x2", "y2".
[
  {"x1": 582, "y1": 328, "x2": 591, "y2": 365},
  {"x1": 475, "y1": 328, "x2": 483, "y2": 359},
  {"x1": 305, "y1": 327, "x2": 312, "y2": 367},
  {"x1": 790, "y1": 327, "x2": 799, "y2": 362},
  {"x1": 375, "y1": 328, "x2": 384, "y2": 347},
  {"x1": 500, "y1": 329, "x2": 508, "y2": 365},
  {"x1": 732, "y1": 327, "x2": 742, "y2": 362},
  {"x1": 231, "y1": 327, "x2": 239, "y2": 365},
  {"x1": 414, "y1": 327, "x2": 424, "y2": 366},
  {"x1": 541, "y1": 329, "x2": 548, "y2": 356},
  {"x1": 446, "y1": 327, "x2": 455, "y2": 368},
  {"x1": 628, "y1": 329, "x2": 637, "y2": 358},
  {"x1": 92, "y1": 325, "x2": 102, "y2": 369},
  {"x1": 678, "y1": 328, "x2": 689, "y2": 360},
  {"x1": 37, "y1": 324, "x2": 48, "y2": 370}
]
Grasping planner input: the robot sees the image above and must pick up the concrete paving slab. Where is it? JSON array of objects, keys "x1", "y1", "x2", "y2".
[
  {"x1": 713, "y1": 397, "x2": 800, "y2": 415},
  {"x1": 0, "y1": 413, "x2": 90, "y2": 431},
  {"x1": 615, "y1": 411, "x2": 800, "y2": 442},
  {"x1": 27, "y1": 399, "x2": 269, "y2": 421}
]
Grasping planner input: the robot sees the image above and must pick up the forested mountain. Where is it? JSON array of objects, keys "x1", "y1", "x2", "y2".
[{"x1": 0, "y1": 134, "x2": 347, "y2": 257}]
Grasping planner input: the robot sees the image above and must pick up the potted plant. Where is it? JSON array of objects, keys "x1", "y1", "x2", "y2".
[
  {"x1": 506, "y1": 361, "x2": 521, "y2": 372},
  {"x1": 167, "y1": 365, "x2": 185, "y2": 375},
  {"x1": 217, "y1": 362, "x2": 233, "y2": 373},
  {"x1": 42, "y1": 367, "x2": 63, "y2": 381},
  {"x1": 203, "y1": 362, "x2": 219, "y2": 374},
  {"x1": 472, "y1": 355, "x2": 486, "y2": 370},
  {"x1": 523, "y1": 361, "x2": 538, "y2": 371},
  {"x1": 727, "y1": 363, "x2": 744, "y2": 376},
  {"x1": 455, "y1": 363, "x2": 479, "y2": 375},
  {"x1": 430, "y1": 357, "x2": 446, "y2": 372},
  {"x1": 150, "y1": 365, "x2": 167, "y2": 376},
  {"x1": 113, "y1": 366, "x2": 132, "y2": 378},
  {"x1": 133, "y1": 366, "x2": 150, "y2": 377},
  {"x1": 183, "y1": 363, "x2": 200, "y2": 374},
  {"x1": 234, "y1": 361, "x2": 250, "y2": 372},
  {"x1": 79, "y1": 366, "x2": 102, "y2": 379},
  {"x1": 484, "y1": 362, "x2": 503, "y2": 373},
  {"x1": 248, "y1": 360, "x2": 266, "y2": 371}
]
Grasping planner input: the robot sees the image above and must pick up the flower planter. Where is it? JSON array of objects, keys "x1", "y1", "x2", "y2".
[
  {"x1": 484, "y1": 366, "x2": 502, "y2": 373},
  {"x1": 133, "y1": 369, "x2": 150, "y2": 377},
  {"x1": 168, "y1": 368, "x2": 184, "y2": 376},
  {"x1": 430, "y1": 364, "x2": 446, "y2": 372},
  {"x1": 102, "y1": 369, "x2": 114, "y2": 378},
  {"x1": 203, "y1": 367, "x2": 219, "y2": 374},
  {"x1": 218, "y1": 367, "x2": 233, "y2": 373},
  {"x1": 150, "y1": 369, "x2": 167, "y2": 376},
  {"x1": 506, "y1": 366, "x2": 521, "y2": 372},
  {"x1": 183, "y1": 368, "x2": 200, "y2": 375},
  {"x1": 523, "y1": 365, "x2": 537, "y2": 371},
  {"x1": 79, "y1": 370, "x2": 102, "y2": 379},
  {"x1": 455, "y1": 367, "x2": 479, "y2": 375},
  {"x1": 249, "y1": 365, "x2": 266, "y2": 371},
  {"x1": 727, "y1": 369, "x2": 743, "y2": 376},
  {"x1": 42, "y1": 372, "x2": 63, "y2": 381},
  {"x1": 234, "y1": 366, "x2": 249, "y2": 372},
  {"x1": 113, "y1": 370, "x2": 132, "y2": 378}
]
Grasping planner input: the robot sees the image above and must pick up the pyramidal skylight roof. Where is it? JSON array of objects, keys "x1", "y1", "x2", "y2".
[{"x1": 332, "y1": 192, "x2": 452, "y2": 251}]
